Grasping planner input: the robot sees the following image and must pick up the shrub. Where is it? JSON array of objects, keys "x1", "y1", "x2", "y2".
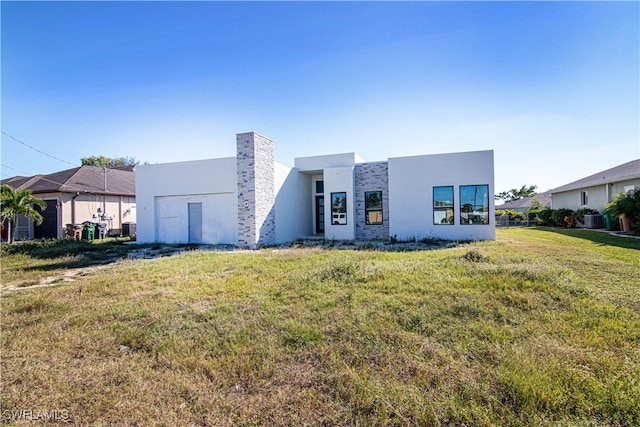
[
  {"x1": 495, "y1": 209, "x2": 525, "y2": 221},
  {"x1": 564, "y1": 215, "x2": 577, "y2": 228},
  {"x1": 536, "y1": 209, "x2": 554, "y2": 226},
  {"x1": 604, "y1": 189, "x2": 640, "y2": 233},
  {"x1": 512, "y1": 211, "x2": 525, "y2": 221},
  {"x1": 552, "y1": 209, "x2": 575, "y2": 227}
]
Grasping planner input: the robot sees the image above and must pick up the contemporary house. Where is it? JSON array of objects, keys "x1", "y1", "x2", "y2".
[
  {"x1": 549, "y1": 159, "x2": 640, "y2": 212},
  {"x1": 1, "y1": 165, "x2": 136, "y2": 240},
  {"x1": 136, "y1": 132, "x2": 495, "y2": 247}
]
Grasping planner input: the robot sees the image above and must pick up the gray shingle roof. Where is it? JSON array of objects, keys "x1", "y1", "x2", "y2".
[
  {"x1": 1, "y1": 166, "x2": 135, "y2": 196},
  {"x1": 498, "y1": 193, "x2": 552, "y2": 210},
  {"x1": 548, "y1": 159, "x2": 640, "y2": 194}
]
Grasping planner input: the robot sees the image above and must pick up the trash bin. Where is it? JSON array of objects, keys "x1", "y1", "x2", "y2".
[
  {"x1": 604, "y1": 213, "x2": 619, "y2": 231},
  {"x1": 97, "y1": 223, "x2": 107, "y2": 239},
  {"x1": 82, "y1": 223, "x2": 96, "y2": 241}
]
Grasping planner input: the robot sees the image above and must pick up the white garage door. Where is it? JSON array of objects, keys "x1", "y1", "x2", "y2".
[{"x1": 155, "y1": 193, "x2": 236, "y2": 244}]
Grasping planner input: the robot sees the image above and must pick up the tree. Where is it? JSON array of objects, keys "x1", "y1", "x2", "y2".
[
  {"x1": 81, "y1": 155, "x2": 141, "y2": 168},
  {"x1": 1, "y1": 185, "x2": 47, "y2": 243},
  {"x1": 495, "y1": 185, "x2": 538, "y2": 202},
  {"x1": 528, "y1": 199, "x2": 545, "y2": 212}
]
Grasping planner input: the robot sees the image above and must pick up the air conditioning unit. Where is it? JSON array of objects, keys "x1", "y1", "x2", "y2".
[{"x1": 584, "y1": 214, "x2": 604, "y2": 229}]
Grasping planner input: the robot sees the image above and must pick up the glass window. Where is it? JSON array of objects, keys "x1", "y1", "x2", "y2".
[
  {"x1": 433, "y1": 186, "x2": 454, "y2": 225},
  {"x1": 331, "y1": 192, "x2": 347, "y2": 225},
  {"x1": 315, "y1": 180, "x2": 324, "y2": 194},
  {"x1": 365, "y1": 191, "x2": 383, "y2": 225},
  {"x1": 460, "y1": 185, "x2": 490, "y2": 225},
  {"x1": 580, "y1": 191, "x2": 588, "y2": 206}
]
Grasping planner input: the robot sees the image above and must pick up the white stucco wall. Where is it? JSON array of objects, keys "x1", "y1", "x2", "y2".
[
  {"x1": 551, "y1": 186, "x2": 608, "y2": 212},
  {"x1": 155, "y1": 193, "x2": 236, "y2": 244},
  {"x1": 274, "y1": 163, "x2": 312, "y2": 243},
  {"x1": 136, "y1": 157, "x2": 237, "y2": 244},
  {"x1": 323, "y1": 166, "x2": 355, "y2": 240},
  {"x1": 388, "y1": 150, "x2": 495, "y2": 241},
  {"x1": 294, "y1": 153, "x2": 363, "y2": 171},
  {"x1": 552, "y1": 178, "x2": 640, "y2": 212},
  {"x1": 611, "y1": 179, "x2": 639, "y2": 197}
]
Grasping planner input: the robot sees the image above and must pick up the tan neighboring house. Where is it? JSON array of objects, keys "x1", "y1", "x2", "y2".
[
  {"x1": 549, "y1": 159, "x2": 640, "y2": 212},
  {"x1": 1, "y1": 165, "x2": 136, "y2": 240}
]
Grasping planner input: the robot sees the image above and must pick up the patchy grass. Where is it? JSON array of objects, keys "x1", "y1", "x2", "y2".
[
  {"x1": 0, "y1": 239, "x2": 132, "y2": 286},
  {"x1": 1, "y1": 228, "x2": 639, "y2": 425}
]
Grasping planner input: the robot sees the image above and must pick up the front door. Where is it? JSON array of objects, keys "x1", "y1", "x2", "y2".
[
  {"x1": 188, "y1": 203, "x2": 202, "y2": 243},
  {"x1": 315, "y1": 196, "x2": 324, "y2": 234}
]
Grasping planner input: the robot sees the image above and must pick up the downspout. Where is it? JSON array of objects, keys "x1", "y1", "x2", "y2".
[
  {"x1": 103, "y1": 167, "x2": 108, "y2": 216},
  {"x1": 72, "y1": 192, "x2": 80, "y2": 224},
  {"x1": 119, "y1": 196, "x2": 123, "y2": 230}
]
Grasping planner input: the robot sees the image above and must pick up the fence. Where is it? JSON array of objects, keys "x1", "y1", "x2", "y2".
[{"x1": 495, "y1": 215, "x2": 537, "y2": 227}]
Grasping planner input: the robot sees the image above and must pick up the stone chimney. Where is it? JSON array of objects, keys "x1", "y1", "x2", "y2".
[{"x1": 236, "y1": 132, "x2": 276, "y2": 248}]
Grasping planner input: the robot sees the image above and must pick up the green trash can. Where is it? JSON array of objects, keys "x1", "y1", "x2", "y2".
[
  {"x1": 604, "y1": 214, "x2": 619, "y2": 231},
  {"x1": 82, "y1": 223, "x2": 96, "y2": 241}
]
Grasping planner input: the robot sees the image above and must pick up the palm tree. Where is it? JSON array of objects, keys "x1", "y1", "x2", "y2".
[{"x1": 1, "y1": 185, "x2": 47, "y2": 243}]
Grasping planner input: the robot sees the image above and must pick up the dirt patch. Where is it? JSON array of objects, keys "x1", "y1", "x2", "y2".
[{"x1": 2, "y1": 264, "x2": 115, "y2": 292}]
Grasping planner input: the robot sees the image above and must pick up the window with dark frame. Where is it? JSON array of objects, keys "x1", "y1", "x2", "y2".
[
  {"x1": 580, "y1": 191, "x2": 588, "y2": 206},
  {"x1": 433, "y1": 186, "x2": 454, "y2": 225},
  {"x1": 331, "y1": 192, "x2": 347, "y2": 225},
  {"x1": 460, "y1": 185, "x2": 490, "y2": 225},
  {"x1": 365, "y1": 191, "x2": 383, "y2": 225}
]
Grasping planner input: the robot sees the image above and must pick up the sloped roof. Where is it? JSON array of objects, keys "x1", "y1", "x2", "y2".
[
  {"x1": 498, "y1": 193, "x2": 552, "y2": 210},
  {"x1": 1, "y1": 165, "x2": 135, "y2": 196},
  {"x1": 548, "y1": 159, "x2": 640, "y2": 194}
]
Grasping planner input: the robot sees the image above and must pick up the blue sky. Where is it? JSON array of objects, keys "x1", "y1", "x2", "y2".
[{"x1": 2, "y1": 1, "x2": 638, "y2": 195}]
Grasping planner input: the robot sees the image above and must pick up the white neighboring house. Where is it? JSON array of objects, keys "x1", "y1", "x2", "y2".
[
  {"x1": 136, "y1": 132, "x2": 495, "y2": 247},
  {"x1": 549, "y1": 159, "x2": 640, "y2": 212}
]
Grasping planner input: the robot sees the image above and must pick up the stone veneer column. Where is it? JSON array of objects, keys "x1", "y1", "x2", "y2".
[
  {"x1": 354, "y1": 162, "x2": 389, "y2": 240},
  {"x1": 236, "y1": 132, "x2": 276, "y2": 248}
]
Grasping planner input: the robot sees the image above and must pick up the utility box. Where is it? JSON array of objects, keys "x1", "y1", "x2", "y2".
[
  {"x1": 122, "y1": 222, "x2": 136, "y2": 237},
  {"x1": 584, "y1": 214, "x2": 604, "y2": 229}
]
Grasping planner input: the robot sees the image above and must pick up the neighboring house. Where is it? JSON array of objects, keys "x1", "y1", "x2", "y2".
[
  {"x1": 136, "y1": 132, "x2": 495, "y2": 247},
  {"x1": 549, "y1": 159, "x2": 640, "y2": 212},
  {"x1": 1, "y1": 165, "x2": 136, "y2": 240},
  {"x1": 497, "y1": 193, "x2": 551, "y2": 213}
]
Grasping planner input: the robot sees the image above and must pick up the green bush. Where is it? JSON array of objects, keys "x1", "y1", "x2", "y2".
[{"x1": 536, "y1": 209, "x2": 554, "y2": 226}]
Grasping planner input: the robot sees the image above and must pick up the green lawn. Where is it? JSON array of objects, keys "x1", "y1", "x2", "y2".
[{"x1": 1, "y1": 228, "x2": 639, "y2": 426}]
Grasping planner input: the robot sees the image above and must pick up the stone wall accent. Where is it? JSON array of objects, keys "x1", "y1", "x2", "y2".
[
  {"x1": 236, "y1": 132, "x2": 276, "y2": 248},
  {"x1": 354, "y1": 162, "x2": 389, "y2": 240}
]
